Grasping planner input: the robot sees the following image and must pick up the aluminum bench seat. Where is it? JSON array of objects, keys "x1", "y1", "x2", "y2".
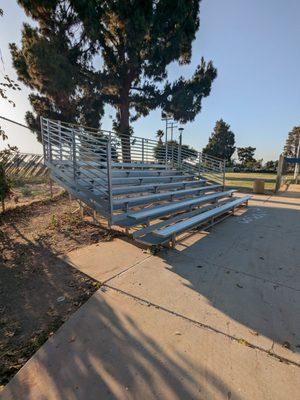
[
  {"x1": 112, "y1": 179, "x2": 206, "y2": 196},
  {"x1": 128, "y1": 190, "x2": 236, "y2": 222},
  {"x1": 135, "y1": 233, "x2": 171, "y2": 246},
  {"x1": 110, "y1": 169, "x2": 182, "y2": 177},
  {"x1": 111, "y1": 162, "x2": 168, "y2": 169},
  {"x1": 52, "y1": 160, "x2": 169, "y2": 171},
  {"x1": 154, "y1": 196, "x2": 251, "y2": 238},
  {"x1": 62, "y1": 166, "x2": 182, "y2": 181},
  {"x1": 53, "y1": 160, "x2": 106, "y2": 168},
  {"x1": 75, "y1": 168, "x2": 108, "y2": 182},
  {"x1": 111, "y1": 174, "x2": 195, "y2": 186},
  {"x1": 79, "y1": 175, "x2": 198, "y2": 190},
  {"x1": 83, "y1": 169, "x2": 181, "y2": 177},
  {"x1": 113, "y1": 184, "x2": 221, "y2": 210}
]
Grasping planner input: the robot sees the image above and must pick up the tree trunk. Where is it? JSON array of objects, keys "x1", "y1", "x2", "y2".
[{"x1": 119, "y1": 94, "x2": 131, "y2": 163}]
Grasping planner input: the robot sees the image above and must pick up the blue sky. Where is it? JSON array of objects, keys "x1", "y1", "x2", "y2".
[{"x1": 1, "y1": 0, "x2": 300, "y2": 161}]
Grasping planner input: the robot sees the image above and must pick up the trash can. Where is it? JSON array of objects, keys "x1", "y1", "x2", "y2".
[{"x1": 253, "y1": 179, "x2": 265, "y2": 194}]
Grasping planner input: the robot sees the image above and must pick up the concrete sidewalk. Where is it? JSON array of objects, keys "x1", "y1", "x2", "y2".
[{"x1": 1, "y1": 191, "x2": 300, "y2": 400}]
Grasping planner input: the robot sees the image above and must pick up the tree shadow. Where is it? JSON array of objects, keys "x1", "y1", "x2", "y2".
[
  {"x1": 2, "y1": 287, "x2": 242, "y2": 400},
  {"x1": 2, "y1": 194, "x2": 300, "y2": 398},
  {"x1": 0, "y1": 224, "x2": 96, "y2": 386},
  {"x1": 155, "y1": 202, "x2": 300, "y2": 355},
  {"x1": 1, "y1": 222, "x2": 242, "y2": 399}
]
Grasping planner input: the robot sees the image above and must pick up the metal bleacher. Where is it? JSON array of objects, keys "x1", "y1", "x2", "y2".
[{"x1": 41, "y1": 118, "x2": 250, "y2": 249}]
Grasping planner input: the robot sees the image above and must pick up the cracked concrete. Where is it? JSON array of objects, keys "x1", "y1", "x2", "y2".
[{"x1": 1, "y1": 189, "x2": 300, "y2": 400}]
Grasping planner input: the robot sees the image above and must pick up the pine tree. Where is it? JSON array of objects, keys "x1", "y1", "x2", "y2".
[
  {"x1": 10, "y1": 1, "x2": 104, "y2": 142},
  {"x1": 283, "y1": 126, "x2": 300, "y2": 157},
  {"x1": 14, "y1": 0, "x2": 217, "y2": 161},
  {"x1": 203, "y1": 119, "x2": 235, "y2": 161},
  {"x1": 154, "y1": 140, "x2": 197, "y2": 163},
  {"x1": 237, "y1": 146, "x2": 256, "y2": 166},
  {"x1": 72, "y1": 0, "x2": 217, "y2": 161}
]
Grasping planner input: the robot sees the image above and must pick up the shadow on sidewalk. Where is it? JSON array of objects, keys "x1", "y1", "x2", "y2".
[
  {"x1": 2, "y1": 288, "x2": 242, "y2": 400},
  {"x1": 155, "y1": 201, "x2": 300, "y2": 355}
]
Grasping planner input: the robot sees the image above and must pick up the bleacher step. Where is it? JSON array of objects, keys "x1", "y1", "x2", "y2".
[
  {"x1": 113, "y1": 184, "x2": 222, "y2": 210},
  {"x1": 112, "y1": 179, "x2": 206, "y2": 196},
  {"x1": 127, "y1": 190, "x2": 236, "y2": 222},
  {"x1": 111, "y1": 174, "x2": 195, "y2": 186},
  {"x1": 154, "y1": 196, "x2": 251, "y2": 238},
  {"x1": 136, "y1": 196, "x2": 251, "y2": 246}
]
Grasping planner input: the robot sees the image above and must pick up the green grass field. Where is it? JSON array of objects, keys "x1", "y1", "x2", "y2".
[{"x1": 225, "y1": 172, "x2": 277, "y2": 193}]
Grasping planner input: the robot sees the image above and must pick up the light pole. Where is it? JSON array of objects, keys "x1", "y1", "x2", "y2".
[{"x1": 178, "y1": 127, "x2": 184, "y2": 169}]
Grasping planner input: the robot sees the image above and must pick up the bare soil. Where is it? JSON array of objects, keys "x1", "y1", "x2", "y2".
[
  {"x1": 5, "y1": 179, "x2": 62, "y2": 211},
  {"x1": 0, "y1": 193, "x2": 113, "y2": 387}
]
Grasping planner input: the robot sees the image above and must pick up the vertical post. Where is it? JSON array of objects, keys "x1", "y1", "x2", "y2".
[
  {"x1": 171, "y1": 123, "x2": 174, "y2": 167},
  {"x1": 198, "y1": 152, "x2": 201, "y2": 178},
  {"x1": 106, "y1": 133, "x2": 113, "y2": 229},
  {"x1": 294, "y1": 135, "x2": 300, "y2": 184},
  {"x1": 142, "y1": 138, "x2": 145, "y2": 163},
  {"x1": 40, "y1": 117, "x2": 46, "y2": 161},
  {"x1": 47, "y1": 119, "x2": 52, "y2": 162},
  {"x1": 222, "y1": 160, "x2": 226, "y2": 189},
  {"x1": 178, "y1": 130, "x2": 182, "y2": 170},
  {"x1": 58, "y1": 121, "x2": 62, "y2": 160},
  {"x1": 165, "y1": 119, "x2": 168, "y2": 166},
  {"x1": 72, "y1": 129, "x2": 77, "y2": 184},
  {"x1": 275, "y1": 153, "x2": 284, "y2": 192}
]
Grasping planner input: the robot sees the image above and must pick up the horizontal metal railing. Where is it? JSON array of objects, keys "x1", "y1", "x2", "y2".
[
  {"x1": 42, "y1": 118, "x2": 224, "y2": 165},
  {"x1": 41, "y1": 119, "x2": 112, "y2": 213},
  {"x1": 0, "y1": 152, "x2": 47, "y2": 177},
  {"x1": 41, "y1": 117, "x2": 225, "y2": 220}
]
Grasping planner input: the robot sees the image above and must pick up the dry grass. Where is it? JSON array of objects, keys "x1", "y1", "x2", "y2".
[{"x1": 225, "y1": 172, "x2": 277, "y2": 193}]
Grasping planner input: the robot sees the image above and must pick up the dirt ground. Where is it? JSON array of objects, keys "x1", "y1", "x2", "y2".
[
  {"x1": 4, "y1": 179, "x2": 62, "y2": 211},
  {"x1": 0, "y1": 193, "x2": 114, "y2": 387}
]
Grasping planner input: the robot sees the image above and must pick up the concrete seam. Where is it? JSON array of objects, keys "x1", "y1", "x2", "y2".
[
  {"x1": 102, "y1": 254, "x2": 153, "y2": 285},
  {"x1": 103, "y1": 284, "x2": 300, "y2": 369}
]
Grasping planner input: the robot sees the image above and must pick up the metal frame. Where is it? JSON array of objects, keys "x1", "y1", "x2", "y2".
[
  {"x1": 41, "y1": 117, "x2": 225, "y2": 177},
  {"x1": 40, "y1": 117, "x2": 231, "y2": 244}
]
